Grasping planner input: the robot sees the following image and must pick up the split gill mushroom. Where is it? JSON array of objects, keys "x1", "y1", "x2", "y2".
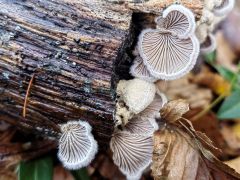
[
  {"x1": 137, "y1": 4, "x2": 200, "y2": 81},
  {"x1": 57, "y1": 120, "x2": 98, "y2": 170},
  {"x1": 130, "y1": 56, "x2": 157, "y2": 82},
  {"x1": 110, "y1": 92, "x2": 167, "y2": 179}
]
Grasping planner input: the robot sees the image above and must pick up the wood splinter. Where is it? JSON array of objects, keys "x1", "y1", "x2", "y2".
[{"x1": 23, "y1": 74, "x2": 35, "y2": 118}]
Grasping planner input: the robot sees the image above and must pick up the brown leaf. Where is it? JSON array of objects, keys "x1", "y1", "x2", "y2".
[
  {"x1": 222, "y1": 8, "x2": 240, "y2": 56},
  {"x1": 156, "y1": 75, "x2": 213, "y2": 109},
  {"x1": 192, "y1": 69, "x2": 231, "y2": 96},
  {"x1": 160, "y1": 99, "x2": 189, "y2": 123},
  {"x1": 0, "y1": 170, "x2": 16, "y2": 180},
  {"x1": 216, "y1": 31, "x2": 238, "y2": 72},
  {"x1": 220, "y1": 123, "x2": 240, "y2": 152},
  {"x1": 184, "y1": 109, "x2": 228, "y2": 157},
  {"x1": 0, "y1": 139, "x2": 56, "y2": 168},
  {"x1": 152, "y1": 126, "x2": 240, "y2": 180},
  {"x1": 225, "y1": 157, "x2": 240, "y2": 174},
  {"x1": 53, "y1": 165, "x2": 74, "y2": 180}
]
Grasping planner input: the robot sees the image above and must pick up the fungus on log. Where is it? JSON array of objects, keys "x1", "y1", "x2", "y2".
[{"x1": 0, "y1": 0, "x2": 203, "y2": 149}]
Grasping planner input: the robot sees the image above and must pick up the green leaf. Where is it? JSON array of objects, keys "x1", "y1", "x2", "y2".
[
  {"x1": 71, "y1": 168, "x2": 90, "y2": 180},
  {"x1": 215, "y1": 65, "x2": 236, "y2": 82},
  {"x1": 214, "y1": 66, "x2": 240, "y2": 91},
  {"x1": 204, "y1": 51, "x2": 216, "y2": 65},
  {"x1": 218, "y1": 90, "x2": 240, "y2": 119},
  {"x1": 18, "y1": 156, "x2": 53, "y2": 180}
]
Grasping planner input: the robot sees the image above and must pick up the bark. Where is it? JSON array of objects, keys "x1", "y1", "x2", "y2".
[{"x1": 0, "y1": 0, "x2": 203, "y2": 148}]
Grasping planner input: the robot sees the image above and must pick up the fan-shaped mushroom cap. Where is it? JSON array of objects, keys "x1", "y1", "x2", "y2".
[
  {"x1": 155, "y1": 4, "x2": 196, "y2": 39},
  {"x1": 200, "y1": 33, "x2": 217, "y2": 54},
  {"x1": 213, "y1": 0, "x2": 235, "y2": 16},
  {"x1": 110, "y1": 130, "x2": 153, "y2": 179},
  {"x1": 58, "y1": 121, "x2": 98, "y2": 169},
  {"x1": 138, "y1": 29, "x2": 200, "y2": 80},
  {"x1": 124, "y1": 115, "x2": 158, "y2": 136},
  {"x1": 130, "y1": 56, "x2": 157, "y2": 82}
]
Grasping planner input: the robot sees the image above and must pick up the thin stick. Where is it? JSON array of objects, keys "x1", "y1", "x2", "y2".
[
  {"x1": 191, "y1": 65, "x2": 239, "y2": 121},
  {"x1": 23, "y1": 74, "x2": 35, "y2": 118},
  {"x1": 191, "y1": 94, "x2": 225, "y2": 121}
]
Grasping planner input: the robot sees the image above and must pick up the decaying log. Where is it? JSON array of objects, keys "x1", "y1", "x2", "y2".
[
  {"x1": 127, "y1": 0, "x2": 203, "y2": 19},
  {"x1": 0, "y1": 0, "x2": 203, "y2": 148}
]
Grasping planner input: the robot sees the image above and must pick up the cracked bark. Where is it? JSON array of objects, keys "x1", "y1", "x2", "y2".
[{"x1": 0, "y1": 0, "x2": 202, "y2": 149}]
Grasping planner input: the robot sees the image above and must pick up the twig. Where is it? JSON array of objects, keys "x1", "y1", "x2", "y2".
[
  {"x1": 191, "y1": 94, "x2": 225, "y2": 121},
  {"x1": 191, "y1": 66, "x2": 239, "y2": 121},
  {"x1": 23, "y1": 74, "x2": 35, "y2": 118}
]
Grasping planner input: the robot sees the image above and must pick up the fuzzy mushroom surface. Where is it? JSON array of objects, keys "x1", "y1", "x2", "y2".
[
  {"x1": 116, "y1": 78, "x2": 156, "y2": 125},
  {"x1": 57, "y1": 121, "x2": 98, "y2": 169}
]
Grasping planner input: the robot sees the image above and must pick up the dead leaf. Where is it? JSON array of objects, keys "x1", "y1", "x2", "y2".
[
  {"x1": 157, "y1": 74, "x2": 213, "y2": 109},
  {"x1": 225, "y1": 157, "x2": 240, "y2": 174},
  {"x1": 152, "y1": 126, "x2": 240, "y2": 180},
  {"x1": 0, "y1": 139, "x2": 56, "y2": 169},
  {"x1": 222, "y1": 9, "x2": 240, "y2": 56},
  {"x1": 184, "y1": 109, "x2": 228, "y2": 157},
  {"x1": 192, "y1": 69, "x2": 231, "y2": 96},
  {"x1": 216, "y1": 31, "x2": 238, "y2": 72},
  {"x1": 220, "y1": 123, "x2": 240, "y2": 152},
  {"x1": 53, "y1": 165, "x2": 74, "y2": 180},
  {"x1": 160, "y1": 100, "x2": 189, "y2": 123},
  {"x1": 0, "y1": 170, "x2": 16, "y2": 180}
]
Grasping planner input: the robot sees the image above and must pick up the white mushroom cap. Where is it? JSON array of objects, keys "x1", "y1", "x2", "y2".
[
  {"x1": 200, "y1": 33, "x2": 217, "y2": 54},
  {"x1": 213, "y1": 0, "x2": 235, "y2": 16},
  {"x1": 118, "y1": 78, "x2": 156, "y2": 114},
  {"x1": 138, "y1": 29, "x2": 200, "y2": 80},
  {"x1": 110, "y1": 130, "x2": 153, "y2": 180},
  {"x1": 57, "y1": 121, "x2": 98, "y2": 169},
  {"x1": 155, "y1": 4, "x2": 196, "y2": 39},
  {"x1": 130, "y1": 56, "x2": 157, "y2": 82}
]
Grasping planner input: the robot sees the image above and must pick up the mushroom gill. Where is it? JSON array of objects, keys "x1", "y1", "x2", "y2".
[
  {"x1": 110, "y1": 92, "x2": 166, "y2": 179},
  {"x1": 130, "y1": 56, "x2": 157, "y2": 82},
  {"x1": 110, "y1": 130, "x2": 153, "y2": 180},
  {"x1": 155, "y1": 4, "x2": 196, "y2": 39},
  {"x1": 137, "y1": 4, "x2": 200, "y2": 80},
  {"x1": 57, "y1": 121, "x2": 98, "y2": 169}
]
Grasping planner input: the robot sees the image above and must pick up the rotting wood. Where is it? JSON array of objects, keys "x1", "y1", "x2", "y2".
[
  {"x1": 125, "y1": 0, "x2": 203, "y2": 20},
  {"x1": 0, "y1": 0, "x2": 132, "y2": 148},
  {"x1": 0, "y1": 0, "x2": 203, "y2": 149}
]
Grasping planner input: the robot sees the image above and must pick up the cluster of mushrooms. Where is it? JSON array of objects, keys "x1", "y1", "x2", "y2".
[
  {"x1": 197, "y1": 0, "x2": 235, "y2": 53},
  {"x1": 55, "y1": 1, "x2": 234, "y2": 180}
]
